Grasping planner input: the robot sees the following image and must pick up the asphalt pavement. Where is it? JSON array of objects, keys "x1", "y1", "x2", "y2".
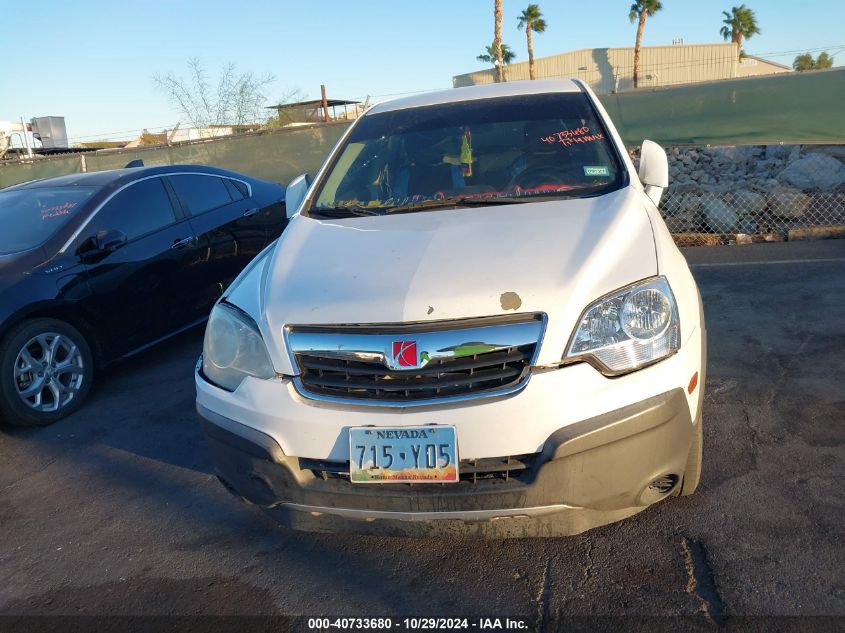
[{"x1": 0, "y1": 240, "x2": 843, "y2": 628}]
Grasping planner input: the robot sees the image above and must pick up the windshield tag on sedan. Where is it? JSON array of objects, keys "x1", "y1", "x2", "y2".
[{"x1": 583, "y1": 166, "x2": 610, "y2": 177}]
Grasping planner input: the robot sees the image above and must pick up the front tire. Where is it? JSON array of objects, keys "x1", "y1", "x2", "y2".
[{"x1": 0, "y1": 318, "x2": 94, "y2": 427}]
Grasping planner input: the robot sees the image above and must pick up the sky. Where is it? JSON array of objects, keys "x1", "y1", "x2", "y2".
[{"x1": 3, "y1": 0, "x2": 844, "y2": 144}]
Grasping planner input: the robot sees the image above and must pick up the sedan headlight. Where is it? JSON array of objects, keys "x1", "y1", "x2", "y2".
[
  {"x1": 565, "y1": 277, "x2": 679, "y2": 375},
  {"x1": 202, "y1": 302, "x2": 276, "y2": 391}
]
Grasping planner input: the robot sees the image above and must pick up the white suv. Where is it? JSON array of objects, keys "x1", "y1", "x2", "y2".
[{"x1": 196, "y1": 80, "x2": 706, "y2": 537}]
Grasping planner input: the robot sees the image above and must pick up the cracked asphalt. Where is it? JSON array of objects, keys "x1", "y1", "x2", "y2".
[{"x1": 0, "y1": 240, "x2": 843, "y2": 627}]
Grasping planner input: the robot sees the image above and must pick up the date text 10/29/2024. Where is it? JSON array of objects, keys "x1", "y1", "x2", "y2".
[{"x1": 307, "y1": 618, "x2": 530, "y2": 631}]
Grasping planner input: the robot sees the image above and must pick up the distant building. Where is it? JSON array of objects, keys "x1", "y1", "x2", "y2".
[
  {"x1": 453, "y1": 42, "x2": 790, "y2": 94},
  {"x1": 1, "y1": 117, "x2": 70, "y2": 158},
  {"x1": 77, "y1": 140, "x2": 131, "y2": 149},
  {"x1": 167, "y1": 124, "x2": 256, "y2": 143},
  {"x1": 736, "y1": 55, "x2": 793, "y2": 78},
  {"x1": 123, "y1": 130, "x2": 168, "y2": 148},
  {"x1": 266, "y1": 98, "x2": 363, "y2": 126}
]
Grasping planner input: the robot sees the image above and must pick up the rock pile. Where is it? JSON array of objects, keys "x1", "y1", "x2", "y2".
[{"x1": 629, "y1": 145, "x2": 845, "y2": 233}]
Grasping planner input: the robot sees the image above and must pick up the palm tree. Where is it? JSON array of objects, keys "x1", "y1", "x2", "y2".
[
  {"x1": 629, "y1": 0, "x2": 663, "y2": 89},
  {"x1": 720, "y1": 5, "x2": 761, "y2": 60},
  {"x1": 517, "y1": 4, "x2": 547, "y2": 80},
  {"x1": 494, "y1": 0, "x2": 504, "y2": 82},
  {"x1": 478, "y1": 43, "x2": 517, "y2": 66}
]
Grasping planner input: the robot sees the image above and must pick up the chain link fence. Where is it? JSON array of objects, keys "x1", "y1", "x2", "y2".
[
  {"x1": 642, "y1": 146, "x2": 845, "y2": 246},
  {"x1": 661, "y1": 189, "x2": 845, "y2": 246}
]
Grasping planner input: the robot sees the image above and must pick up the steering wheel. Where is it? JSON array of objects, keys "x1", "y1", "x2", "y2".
[{"x1": 507, "y1": 164, "x2": 572, "y2": 190}]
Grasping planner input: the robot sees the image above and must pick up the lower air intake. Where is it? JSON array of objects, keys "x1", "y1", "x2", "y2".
[{"x1": 648, "y1": 474, "x2": 679, "y2": 494}]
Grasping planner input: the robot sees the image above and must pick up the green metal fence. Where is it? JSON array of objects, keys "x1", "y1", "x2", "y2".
[
  {"x1": 602, "y1": 67, "x2": 845, "y2": 147},
  {"x1": 0, "y1": 155, "x2": 82, "y2": 189},
  {"x1": 1, "y1": 68, "x2": 843, "y2": 189},
  {"x1": 0, "y1": 122, "x2": 349, "y2": 189}
]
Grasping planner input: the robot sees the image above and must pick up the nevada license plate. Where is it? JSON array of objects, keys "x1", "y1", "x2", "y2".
[{"x1": 348, "y1": 426, "x2": 459, "y2": 483}]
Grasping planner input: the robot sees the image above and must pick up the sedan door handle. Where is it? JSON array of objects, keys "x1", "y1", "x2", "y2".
[
  {"x1": 171, "y1": 236, "x2": 196, "y2": 250},
  {"x1": 243, "y1": 207, "x2": 260, "y2": 217}
]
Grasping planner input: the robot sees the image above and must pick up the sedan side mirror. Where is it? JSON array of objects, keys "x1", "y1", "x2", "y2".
[
  {"x1": 79, "y1": 229, "x2": 127, "y2": 259},
  {"x1": 638, "y1": 140, "x2": 669, "y2": 206},
  {"x1": 285, "y1": 174, "x2": 311, "y2": 219},
  {"x1": 94, "y1": 229, "x2": 128, "y2": 252}
]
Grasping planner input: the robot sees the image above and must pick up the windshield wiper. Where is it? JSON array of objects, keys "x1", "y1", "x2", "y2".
[
  {"x1": 449, "y1": 197, "x2": 529, "y2": 205},
  {"x1": 382, "y1": 196, "x2": 525, "y2": 214},
  {"x1": 310, "y1": 205, "x2": 385, "y2": 218},
  {"x1": 454, "y1": 195, "x2": 575, "y2": 205},
  {"x1": 312, "y1": 193, "x2": 575, "y2": 218}
]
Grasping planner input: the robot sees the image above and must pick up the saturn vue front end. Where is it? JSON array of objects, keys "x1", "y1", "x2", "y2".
[{"x1": 195, "y1": 79, "x2": 706, "y2": 537}]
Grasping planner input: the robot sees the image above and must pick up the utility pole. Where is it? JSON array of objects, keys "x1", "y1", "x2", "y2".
[
  {"x1": 167, "y1": 122, "x2": 181, "y2": 146},
  {"x1": 320, "y1": 84, "x2": 329, "y2": 123},
  {"x1": 20, "y1": 117, "x2": 33, "y2": 159}
]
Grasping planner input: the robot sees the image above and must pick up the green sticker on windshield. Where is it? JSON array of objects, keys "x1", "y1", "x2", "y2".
[{"x1": 584, "y1": 166, "x2": 610, "y2": 177}]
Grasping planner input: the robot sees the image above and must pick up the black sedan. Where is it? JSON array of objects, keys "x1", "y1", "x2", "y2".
[{"x1": 0, "y1": 164, "x2": 286, "y2": 426}]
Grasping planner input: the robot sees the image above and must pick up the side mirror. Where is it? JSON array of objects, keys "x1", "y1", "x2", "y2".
[
  {"x1": 94, "y1": 229, "x2": 128, "y2": 252},
  {"x1": 638, "y1": 140, "x2": 669, "y2": 206},
  {"x1": 79, "y1": 229, "x2": 127, "y2": 259},
  {"x1": 285, "y1": 174, "x2": 311, "y2": 218}
]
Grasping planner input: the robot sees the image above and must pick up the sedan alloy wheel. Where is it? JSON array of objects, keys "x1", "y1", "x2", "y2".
[
  {"x1": 0, "y1": 318, "x2": 94, "y2": 426},
  {"x1": 14, "y1": 332, "x2": 85, "y2": 413}
]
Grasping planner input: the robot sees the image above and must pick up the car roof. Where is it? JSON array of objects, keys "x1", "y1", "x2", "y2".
[
  {"x1": 368, "y1": 79, "x2": 583, "y2": 115},
  {"x1": 6, "y1": 164, "x2": 256, "y2": 191}
]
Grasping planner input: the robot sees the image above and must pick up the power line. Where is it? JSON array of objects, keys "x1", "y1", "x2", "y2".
[
  {"x1": 67, "y1": 124, "x2": 175, "y2": 142},
  {"x1": 66, "y1": 116, "x2": 273, "y2": 143},
  {"x1": 63, "y1": 43, "x2": 845, "y2": 142},
  {"x1": 748, "y1": 43, "x2": 845, "y2": 56},
  {"x1": 355, "y1": 49, "x2": 823, "y2": 100},
  {"x1": 365, "y1": 87, "x2": 451, "y2": 99}
]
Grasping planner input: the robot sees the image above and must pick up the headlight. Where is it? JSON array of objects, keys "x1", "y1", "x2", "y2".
[
  {"x1": 565, "y1": 277, "x2": 679, "y2": 375},
  {"x1": 202, "y1": 302, "x2": 276, "y2": 391}
]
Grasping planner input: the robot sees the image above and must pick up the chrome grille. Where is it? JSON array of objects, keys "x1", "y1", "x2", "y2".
[
  {"x1": 297, "y1": 344, "x2": 534, "y2": 401},
  {"x1": 287, "y1": 315, "x2": 545, "y2": 405}
]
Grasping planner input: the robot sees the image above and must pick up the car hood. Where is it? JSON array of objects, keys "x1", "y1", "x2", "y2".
[{"x1": 258, "y1": 186, "x2": 656, "y2": 372}]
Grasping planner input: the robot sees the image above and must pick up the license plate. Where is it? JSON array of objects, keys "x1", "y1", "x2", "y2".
[{"x1": 348, "y1": 426, "x2": 459, "y2": 483}]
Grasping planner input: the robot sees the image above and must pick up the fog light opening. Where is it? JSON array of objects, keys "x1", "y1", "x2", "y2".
[{"x1": 648, "y1": 474, "x2": 679, "y2": 495}]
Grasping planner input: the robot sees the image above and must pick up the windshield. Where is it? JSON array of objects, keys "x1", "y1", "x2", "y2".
[
  {"x1": 0, "y1": 186, "x2": 99, "y2": 254},
  {"x1": 310, "y1": 92, "x2": 626, "y2": 217}
]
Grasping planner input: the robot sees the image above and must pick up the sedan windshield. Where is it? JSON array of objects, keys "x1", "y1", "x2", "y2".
[
  {"x1": 0, "y1": 186, "x2": 99, "y2": 254},
  {"x1": 310, "y1": 92, "x2": 626, "y2": 217}
]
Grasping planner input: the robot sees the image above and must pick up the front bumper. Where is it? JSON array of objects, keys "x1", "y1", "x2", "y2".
[
  {"x1": 199, "y1": 387, "x2": 697, "y2": 537},
  {"x1": 196, "y1": 324, "x2": 703, "y2": 462}
]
